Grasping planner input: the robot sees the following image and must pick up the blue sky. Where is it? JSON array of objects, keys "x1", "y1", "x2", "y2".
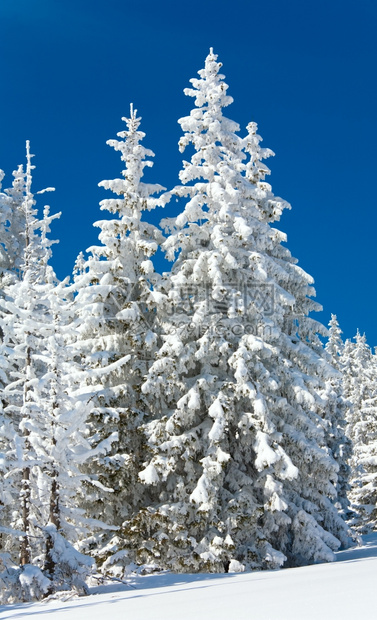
[{"x1": 0, "y1": 0, "x2": 376, "y2": 346}]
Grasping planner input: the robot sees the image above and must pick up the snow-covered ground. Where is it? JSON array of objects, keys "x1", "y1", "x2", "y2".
[{"x1": 2, "y1": 534, "x2": 377, "y2": 620}]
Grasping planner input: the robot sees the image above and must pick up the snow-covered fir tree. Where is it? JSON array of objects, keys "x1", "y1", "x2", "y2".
[
  {"x1": 0, "y1": 152, "x2": 36, "y2": 565},
  {"x1": 133, "y1": 49, "x2": 352, "y2": 573},
  {"x1": 341, "y1": 331, "x2": 373, "y2": 427},
  {"x1": 323, "y1": 315, "x2": 352, "y2": 517},
  {"x1": 0, "y1": 145, "x2": 98, "y2": 602},
  {"x1": 0, "y1": 168, "x2": 18, "y2": 546},
  {"x1": 342, "y1": 331, "x2": 377, "y2": 532},
  {"x1": 325, "y1": 314, "x2": 344, "y2": 369},
  {"x1": 0, "y1": 163, "x2": 29, "y2": 278},
  {"x1": 70, "y1": 106, "x2": 165, "y2": 572},
  {"x1": 0, "y1": 160, "x2": 32, "y2": 400}
]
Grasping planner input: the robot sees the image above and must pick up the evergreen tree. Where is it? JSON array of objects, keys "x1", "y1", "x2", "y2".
[
  {"x1": 71, "y1": 106, "x2": 165, "y2": 572},
  {"x1": 0, "y1": 164, "x2": 26, "y2": 277},
  {"x1": 135, "y1": 49, "x2": 351, "y2": 573},
  {"x1": 0, "y1": 162, "x2": 30, "y2": 562},
  {"x1": 0, "y1": 149, "x2": 37, "y2": 565},
  {"x1": 0, "y1": 145, "x2": 97, "y2": 601},
  {"x1": 324, "y1": 315, "x2": 352, "y2": 517},
  {"x1": 325, "y1": 314, "x2": 344, "y2": 368},
  {"x1": 342, "y1": 331, "x2": 377, "y2": 532},
  {"x1": 342, "y1": 332, "x2": 373, "y2": 426}
]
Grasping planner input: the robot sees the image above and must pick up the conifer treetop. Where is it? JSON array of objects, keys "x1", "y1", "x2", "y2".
[
  {"x1": 99, "y1": 104, "x2": 164, "y2": 209},
  {"x1": 177, "y1": 48, "x2": 241, "y2": 177},
  {"x1": 325, "y1": 314, "x2": 344, "y2": 368}
]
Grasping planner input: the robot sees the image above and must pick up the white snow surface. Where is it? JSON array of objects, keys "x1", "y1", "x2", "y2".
[{"x1": 2, "y1": 533, "x2": 377, "y2": 619}]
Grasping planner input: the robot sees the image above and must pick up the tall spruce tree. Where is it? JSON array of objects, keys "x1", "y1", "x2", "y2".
[
  {"x1": 135, "y1": 49, "x2": 351, "y2": 573},
  {"x1": 342, "y1": 332, "x2": 377, "y2": 532},
  {"x1": 0, "y1": 148, "x2": 39, "y2": 567},
  {"x1": 324, "y1": 315, "x2": 352, "y2": 517},
  {"x1": 0, "y1": 168, "x2": 19, "y2": 548},
  {"x1": 71, "y1": 106, "x2": 165, "y2": 572},
  {"x1": 0, "y1": 163, "x2": 28, "y2": 278},
  {"x1": 0, "y1": 145, "x2": 97, "y2": 602}
]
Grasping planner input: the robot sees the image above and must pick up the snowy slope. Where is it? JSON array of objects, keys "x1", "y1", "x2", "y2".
[{"x1": 2, "y1": 534, "x2": 377, "y2": 620}]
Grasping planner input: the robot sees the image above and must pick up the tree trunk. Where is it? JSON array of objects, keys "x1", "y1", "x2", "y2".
[
  {"x1": 20, "y1": 452, "x2": 31, "y2": 565},
  {"x1": 45, "y1": 470, "x2": 60, "y2": 577},
  {"x1": 20, "y1": 343, "x2": 32, "y2": 566}
]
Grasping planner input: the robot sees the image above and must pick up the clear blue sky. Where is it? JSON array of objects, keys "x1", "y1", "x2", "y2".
[{"x1": 0, "y1": 0, "x2": 376, "y2": 346}]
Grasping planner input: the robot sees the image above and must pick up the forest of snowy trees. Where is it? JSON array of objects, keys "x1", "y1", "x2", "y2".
[{"x1": 0, "y1": 49, "x2": 376, "y2": 602}]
